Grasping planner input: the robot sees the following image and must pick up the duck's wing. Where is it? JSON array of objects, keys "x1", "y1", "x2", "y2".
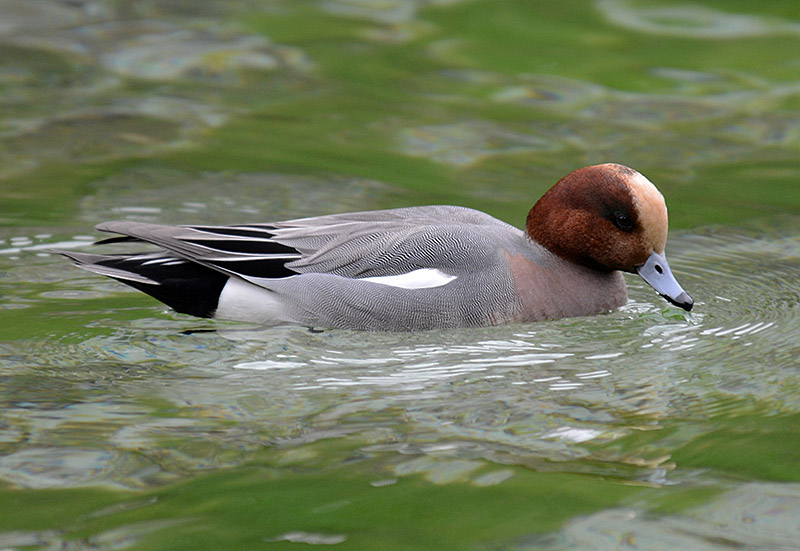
[
  {"x1": 57, "y1": 206, "x2": 522, "y2": 323},
  {"x1": 88, "y1": 206, "x2": 518, "y2": 285},
  {"x1": 92, "y1": 220, "x2": 302, "y2": 281}
]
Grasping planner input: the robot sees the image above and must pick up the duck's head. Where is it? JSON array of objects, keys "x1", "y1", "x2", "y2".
[{"x1": 527, "y1": 163, "x2": 693, "y2": 311}]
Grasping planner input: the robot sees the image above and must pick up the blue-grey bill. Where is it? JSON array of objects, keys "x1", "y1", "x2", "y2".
[{"x1": 635, "y1": 251, "x2": 694, "y2": 311}]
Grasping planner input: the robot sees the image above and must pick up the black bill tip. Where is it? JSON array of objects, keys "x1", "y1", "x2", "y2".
[{"x1": 663, "y1": 291, "x2": 693, "y2": 312}]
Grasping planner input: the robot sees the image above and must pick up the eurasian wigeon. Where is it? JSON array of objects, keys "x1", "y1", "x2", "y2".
[{"x1": 59, "y1": 163, "x2": 693, "y2": 331}]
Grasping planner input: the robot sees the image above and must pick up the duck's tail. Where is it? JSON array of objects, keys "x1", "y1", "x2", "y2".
[{"x1": 57, "y1": 250, "x2": 228, "y2": 318}]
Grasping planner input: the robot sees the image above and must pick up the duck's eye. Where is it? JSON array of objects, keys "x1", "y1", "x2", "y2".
[{"x1": 614, "y1": 212, "x2": 634, "y2": 232}]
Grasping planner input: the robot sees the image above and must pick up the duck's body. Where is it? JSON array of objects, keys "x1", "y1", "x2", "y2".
[{"x1": 60, "y1": 164, "x2": 693, "y2": 331}]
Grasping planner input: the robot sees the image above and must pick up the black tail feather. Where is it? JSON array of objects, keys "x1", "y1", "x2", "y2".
[{"x1": 59, "y1": 251, "x2": 228, "y2": 318}]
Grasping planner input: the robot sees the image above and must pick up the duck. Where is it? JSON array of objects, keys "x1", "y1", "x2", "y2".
[{"x1": 59, "y1": 163, "x2": 693, "y2": 331}]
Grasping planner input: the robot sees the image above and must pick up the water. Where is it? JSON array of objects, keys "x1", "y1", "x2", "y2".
[{"x1": 1, "y1": 1, "x2": 800, "y2": 549}]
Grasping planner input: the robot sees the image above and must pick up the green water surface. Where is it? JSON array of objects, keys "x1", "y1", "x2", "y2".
[{"x1": 1, "y1": 1, "x2": 799, "y2": 549}]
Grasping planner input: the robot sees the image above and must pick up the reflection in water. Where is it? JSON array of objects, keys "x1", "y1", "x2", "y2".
[
  {"x1": 404, "y1": 71, "x2": 800, "y2": 172},
  {"x1": 78, "y1": 169, "x2": 401, "y2": 225},
  {"x1": 268, "y1": 531, "x2": 348, "y2": 545},
  {"x1": 526, "y1": 482, "x2": 800, "y2": 551},
  {"x1": 0, "y1": 519, "x2": 185, "y2": 551},
  {"x1": 0, "y1": 2, "x2": 311, "y2": 178},
  {"x1": 399, "y1": 121, "x2": 557, "y2": 166},
  {"x1": 598, "y1": 0, "x2": 800, "y2": 38}
]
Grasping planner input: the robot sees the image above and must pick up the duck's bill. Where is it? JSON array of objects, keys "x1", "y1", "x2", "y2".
[{"x1": 635, "y1": 251, "x2": 694, "y2": 311}]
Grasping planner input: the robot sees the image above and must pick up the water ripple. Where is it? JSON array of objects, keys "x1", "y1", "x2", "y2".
[
  {"x1": 1, "y1": 219, "x2": 798, "y2": 487},
  {"x1": 597, "y1": 0, "x2": 800, "y2": 38},
  {"x1": 526, "y1": 482, "x2": 800, "y2": 550}
]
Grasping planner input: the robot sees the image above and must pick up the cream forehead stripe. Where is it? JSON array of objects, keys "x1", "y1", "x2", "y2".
[{"x1": 626, "y1": 171, "x2": 668, "y2": 253}]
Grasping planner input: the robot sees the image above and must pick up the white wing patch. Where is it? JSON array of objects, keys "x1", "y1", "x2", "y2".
[{"x1": 362, "y1": 268, "x2": 457, "y2": 289}]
